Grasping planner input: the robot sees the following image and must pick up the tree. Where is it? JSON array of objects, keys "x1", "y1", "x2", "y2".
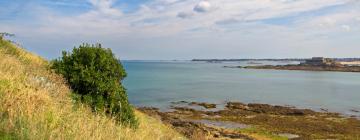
[{"x1": 51, "y1": 43, "x2": 138, "y2": 127}]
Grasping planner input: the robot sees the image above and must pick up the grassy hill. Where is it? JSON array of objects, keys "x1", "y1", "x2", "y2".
[{"x1": 0, "y1": 39, "x2": 185, "y2": 140}]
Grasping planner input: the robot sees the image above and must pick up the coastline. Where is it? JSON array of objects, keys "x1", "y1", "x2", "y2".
[
  {"x1": 139, "y1": 101, "x2": 360, "y2": 139},
  {"x1": 226, "y1": 64, "x2": 360, "y2": 73}
]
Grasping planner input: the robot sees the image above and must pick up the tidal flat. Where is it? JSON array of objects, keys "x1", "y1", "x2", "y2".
[{"x1": 139, "y1": 101, "x2": 360, "y2": 140}]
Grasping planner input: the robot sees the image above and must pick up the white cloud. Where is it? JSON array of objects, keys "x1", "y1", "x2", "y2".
[
  {"x1": 193, "y1": 1, "x2": 212, "y2": 13},
  {"x1": 298, "y1": 9, "x2": 360, "y2": 32},
  {"x1": 341, "y1": 25, "x2": 351, "y2": 31},
  {"x1": 356, "y1": 17, "x2": 360, "y2": 21},
  {"x1": 1, "y1": 0, "x2": 360, "y2": 59},
  {"x1": 88, "y1": 0, "x2": 122, "y2": 17},
  {"x1": 6, "y1": 0, "x2": 354, "y2": 37}
]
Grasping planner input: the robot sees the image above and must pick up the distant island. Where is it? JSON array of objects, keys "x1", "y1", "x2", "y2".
[
  {"x1": 222, "y1": 57, "x2": 360, "y2": 72},
  {"x1": 192, "y1": 57, "x2": 360, "y2": 63}
]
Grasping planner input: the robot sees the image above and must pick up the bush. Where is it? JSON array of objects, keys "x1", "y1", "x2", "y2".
[{"x1": 51, "y1": 43, "x2": 137, "y2": 127}]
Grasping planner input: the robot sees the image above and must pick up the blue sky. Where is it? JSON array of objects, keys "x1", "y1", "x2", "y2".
[{"x1": 0, "y1": 0, "x2": 359, "y2": 60}]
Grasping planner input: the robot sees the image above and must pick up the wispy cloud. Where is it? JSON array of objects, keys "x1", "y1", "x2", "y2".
[{"x1": 0, "y1": 0, "x2": 359, "y2": 59}]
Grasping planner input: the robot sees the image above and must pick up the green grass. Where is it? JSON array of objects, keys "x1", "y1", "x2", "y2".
[{"x1": 0, "y1": 131, "x2": 18, "y2": 140}]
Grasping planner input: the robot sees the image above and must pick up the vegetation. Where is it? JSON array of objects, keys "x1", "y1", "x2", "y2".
[
  {"x1": 0, "y1": 38, "x2": 184, "y2": 140},
  {"x1": 0, "y1": 32, "x2": 14, "y2": 40},
  {"x1": 51, "y1": 44, "x2": 137, "y2": 127}
]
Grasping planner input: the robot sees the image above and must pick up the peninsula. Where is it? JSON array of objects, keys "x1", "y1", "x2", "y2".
[{"x1": 227, "y1": 57, "x2": 360, "y2": 72}]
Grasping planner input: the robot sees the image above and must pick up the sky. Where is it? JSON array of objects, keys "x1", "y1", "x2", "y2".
[{"x1": 0, "y1": 0, "x2": 359, "y2": 60}]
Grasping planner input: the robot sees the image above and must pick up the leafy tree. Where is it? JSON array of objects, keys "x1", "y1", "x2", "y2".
[{"x1": 51, "y1": 43, "x2": 137, "y2": 127}]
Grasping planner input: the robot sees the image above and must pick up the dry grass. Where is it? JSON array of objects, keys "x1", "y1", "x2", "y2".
[{"x1": 0, "y1": 39, "x2": 185, "y2": 140}]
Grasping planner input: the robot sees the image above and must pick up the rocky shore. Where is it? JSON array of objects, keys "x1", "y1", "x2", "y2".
[
  {"x1": 225, "y1": 64, "x2": 360, "y2": 72},
  {"x1": 138, "y1": 101, "x2": 360, "y2": 140}
]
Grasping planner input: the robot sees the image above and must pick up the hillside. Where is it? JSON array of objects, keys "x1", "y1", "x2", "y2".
[{"x1": 0, "y1": 39, "x2": 185, "y2": 140}]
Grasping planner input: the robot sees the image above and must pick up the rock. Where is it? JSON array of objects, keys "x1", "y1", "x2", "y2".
[
  {"x1": 173, "y1": 107, "x2": 197, "y2": 112},
  {"x1": 247, "y1": 103, "x2": 316, "y2": 115},
  {"x1": 321, "y1": 108, "x2": 329, "y2": 112},
  {"x1": 191, "y1": 120, "x2": 249, "y2": 129},
  {"x1": 171, "y1": 101, "x2": 189, "y2": 104},
  {"x1": 226, "y1": 102, "x2": 248, "y2": 110},
  {"x1": 138, "y1": 107, "x2": 254, "y2": 140},
  {"x1": 138, "y1": 101, "x2": 360, "y2": 140},
  {"x1": 223, "y1": 66, "x2": 243, "y2": 68},
  {"x1": 189, "y1": 102, "x2": 217, "y2": 109}
]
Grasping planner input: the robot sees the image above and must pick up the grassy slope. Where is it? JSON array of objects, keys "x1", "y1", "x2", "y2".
[{"x1": 0, "y1": 39, "x2": 185, "y2": 140}]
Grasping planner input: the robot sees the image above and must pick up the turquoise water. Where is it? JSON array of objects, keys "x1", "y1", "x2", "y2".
[{"x1": 123, "y1": 61, "x2": 360, "y2": 117}]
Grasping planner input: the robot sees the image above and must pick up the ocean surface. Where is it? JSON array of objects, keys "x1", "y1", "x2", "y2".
[{"x1": 122, "y1": 61, "x2": 360, "y2": 117}]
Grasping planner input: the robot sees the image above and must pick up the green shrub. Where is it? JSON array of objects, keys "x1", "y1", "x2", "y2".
[{"x1": 51, "y1": 43, "x2": 137, "y2": 127}]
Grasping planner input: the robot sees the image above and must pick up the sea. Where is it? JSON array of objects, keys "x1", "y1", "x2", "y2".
[{"x1": 122, "y1": 60, "x2": 360, "y2": 117}]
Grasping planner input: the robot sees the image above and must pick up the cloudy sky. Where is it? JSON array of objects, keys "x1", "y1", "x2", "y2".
[{"x1": 0, "y1": 0, "x2": 359, "y2": 60}]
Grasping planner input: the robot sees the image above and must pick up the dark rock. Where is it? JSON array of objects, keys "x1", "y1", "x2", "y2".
[
  {"x1": 189, "y1": 102, "x2": 217, "y2": 109},
  {"x1": 321, "y1": 108, "x2": 328, "y2": 112},
  {"x1": 171, "y1": 101, "x2": 189, "y2": 104},
  {"x1": 226, "y1": 102, "x2": 248, "y2": 110},
  {"x1": 247, "y1": 103, "x2": 316, "y2": 115},
  {"x1": 223, "y1": 66, "x2": 243, "y2": 68},
  {"x1": 172, "y1": 107, "x2": 197, "y2": 112}
]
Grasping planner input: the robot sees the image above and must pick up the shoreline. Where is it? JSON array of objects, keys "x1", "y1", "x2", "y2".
[
  {"x1": 225, "y1": 64, "x2": 360, "y2": 73},
  {"x1": 138, "y1": 101, "x2": 360, "y2": 139}
]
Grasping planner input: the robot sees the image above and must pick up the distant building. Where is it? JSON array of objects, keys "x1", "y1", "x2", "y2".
[{"x1": 302, "y1": 57, "x2": 341, "y2": 66}]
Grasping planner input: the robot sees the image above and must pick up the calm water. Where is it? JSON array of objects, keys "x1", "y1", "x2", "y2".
[{"x1": 123, "y1": 61, "x2": 360, "y2": 117}]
